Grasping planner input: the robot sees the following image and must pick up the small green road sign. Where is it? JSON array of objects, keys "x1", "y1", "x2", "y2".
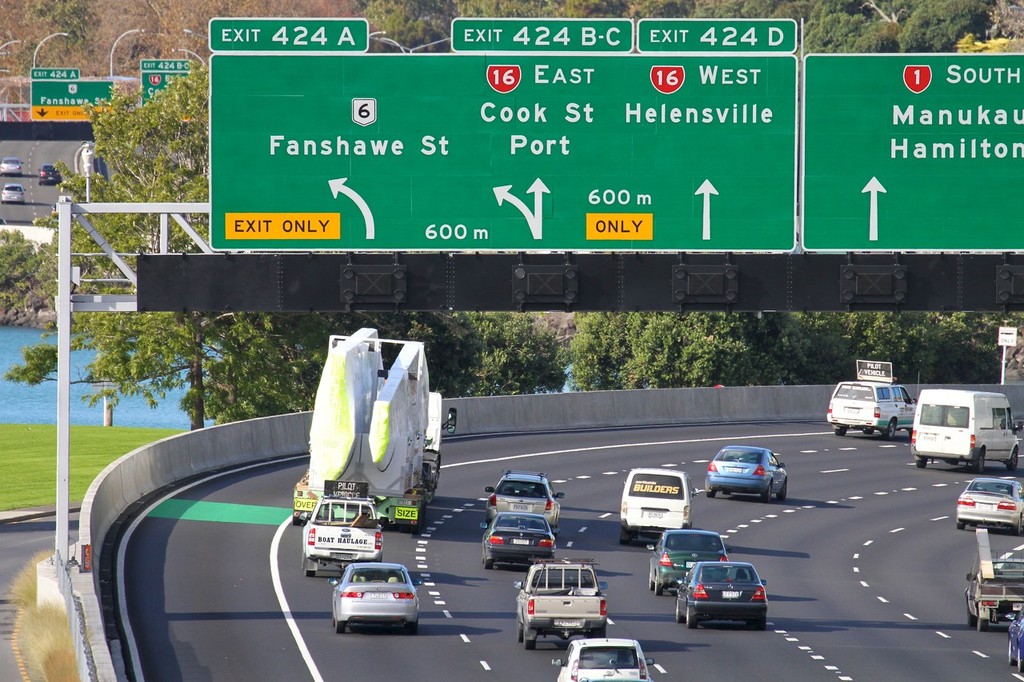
[
  {"x1": 30, "y1": 67, "x2": 80, "y2": 80},
  {"x1": 803, "y1": 54, "x2": 1024, "y2": 251},
  {"x1": 141, "y1": 59, "x2": 192, "y2": 102},
  {"x1": 209, "y1": 17, "x2": 369, "y2": 53},
  {"x1": 210, "y1": 53, "x2": 797, "y2": 252},
  {"x1": 637, "y1": 19, "x2": 797, "y2": 53},
  {"x1": 31, "y1": 79, "x2": 113, "y2": 121},
  {"x1": 452, "y1": 18, "x2": 634, "y2": 53}
]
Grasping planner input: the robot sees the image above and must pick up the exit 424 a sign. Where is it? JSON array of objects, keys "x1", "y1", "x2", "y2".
[
  {"x1": 803, "y1": 54, "x2": 1024, "y2": 251},
  {"x1": 210, "y1": 54, "x2": 797, "y2": 251}
]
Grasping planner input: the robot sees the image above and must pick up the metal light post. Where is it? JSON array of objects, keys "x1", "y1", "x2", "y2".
[
  {"x1": 175, "y1": 48, "x2": 206, "y2": 66},
  {"x1": 81, "y1": 142, "x2": 94, "y2": 202},
  {"x1": 109, "y1": 28, "x2": 144, "y2": 78},
  {"x1": 33, "y1": 32, "x2": 69, "y2": 68},
  {"x1": 183, "y1": 28, "x2": 207, "y2": 41},
  {"x1": 0, "y1": 39, "x2": 23, "y2": 55}
]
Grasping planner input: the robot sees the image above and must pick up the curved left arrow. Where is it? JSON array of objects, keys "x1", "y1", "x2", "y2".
[{"x1": 328, "y1": 178, "x2": 375, "y2": 240}]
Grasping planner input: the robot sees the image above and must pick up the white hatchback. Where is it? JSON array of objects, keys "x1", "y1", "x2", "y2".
[{"x1": 1, "y1": 183, "x2": 25, "y2": 203}]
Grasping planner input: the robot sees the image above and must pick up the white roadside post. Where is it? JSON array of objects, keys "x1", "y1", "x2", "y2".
[{"x1": 998, "y1": 326, "x2": 1018, "y2": 385}]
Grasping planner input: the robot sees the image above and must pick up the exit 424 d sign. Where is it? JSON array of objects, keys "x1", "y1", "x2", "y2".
[
  {"x1": 210, "y1": 53, "x2": 797, "y2": 252},
  {"x1": 803, "y1": 54, "x2": 1024, "y2": 251}
]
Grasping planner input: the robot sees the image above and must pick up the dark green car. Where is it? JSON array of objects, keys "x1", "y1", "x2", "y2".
[{"x1": 647, "y1": 529, "x2": 729, "y2": 595}]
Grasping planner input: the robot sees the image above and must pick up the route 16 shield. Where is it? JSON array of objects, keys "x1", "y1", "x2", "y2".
[
  {"x1": 149, "y1": 75, "x2": 163, "y2": 87},
  {"x1": 650, "y1": 66, "x2": 685, "y2": 95},
  {"x1": 903, "y1": 65, "x2": 931, "y2": 94},
  {"x1": 487, "y1": 65, "x2": 521, "y2": 94}
]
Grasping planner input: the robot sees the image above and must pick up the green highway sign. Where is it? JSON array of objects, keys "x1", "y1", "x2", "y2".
[
  {"x1": 209, "y1": 17, "x2": 369, "y2": 53},
  {"x1": 141, "y1": 59, "x2": 192, "y2": 102},
  {"x1": 31, "y1": 79, "x2": 113, "y2": 121},
  {"x1": 637, "y1": 19, "x2": 797, "y2": 53},
  {"x1": 452, "y1": 18, "x2": 634, "y2": 53},
  {"x1": 210, "y1": 54, "x2": 797, "y2": 252},
  {"x1": 30, "y1": 67, "x2": 80, "y2": 80},
  {"x1": 803, "y1": 54, "x2": 1024, "y2": 251}
]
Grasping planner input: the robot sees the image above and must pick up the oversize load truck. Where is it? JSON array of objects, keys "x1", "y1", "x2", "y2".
[{"x1": 293, "y1": 328, "x2": 456, "y2": 532}]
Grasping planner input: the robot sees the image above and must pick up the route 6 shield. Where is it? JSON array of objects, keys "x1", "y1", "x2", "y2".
[
  {"x1": 487, "y1": 65, "x2": 521, "y2": 94},
  {"x1": 352, "y1": 98, "x2": 376, "y2": 127},
  {"x1": 650, "y1": 66, "x2": 685, "y2": 95},
  {"x1": 68, "y1": 83, "x2": 77, "y2": 95},
  {"x1": 903, "y1": 65, "x2": 931, "y2": 94}
]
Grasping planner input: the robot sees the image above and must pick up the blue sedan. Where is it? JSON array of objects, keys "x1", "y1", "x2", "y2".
[
  {"x1": 1010, "y1": 613, "x2": 1024, "y2": 671},
  {"x1": 706, "y1": 445, "x2": 788, "y2": 503}
]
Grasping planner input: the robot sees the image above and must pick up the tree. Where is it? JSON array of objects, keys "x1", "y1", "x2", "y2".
[{"x1": 464, "y1": 313, "x2": 566, "y2": 395}]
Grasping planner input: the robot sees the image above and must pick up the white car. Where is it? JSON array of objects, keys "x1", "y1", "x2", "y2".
[
  {"x1": 0, "y1": 157, "x2": 23, "y2": 176},
  {"x1": 552, "y1": 638, "x2": 654, "y2": 682},
  {"x1": 1, "y1": 183, "x2": 25, "y2": 204}
]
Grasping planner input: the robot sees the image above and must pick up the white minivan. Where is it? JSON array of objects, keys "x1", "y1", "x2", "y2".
[
  {"x1": 619, "y1": 468, "x2": 693, "y2": 544},
  {"x1": 911, "y1": 389, "x2": 1021, "y2": 472}
]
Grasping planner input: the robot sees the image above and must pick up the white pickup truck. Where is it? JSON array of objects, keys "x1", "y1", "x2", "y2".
[
  {"x1": 302, "y1": 496, "x2": 383, "y2": 577},
  {"x1": 514, "y1": 560, "x2": 608, "y2": 650}
]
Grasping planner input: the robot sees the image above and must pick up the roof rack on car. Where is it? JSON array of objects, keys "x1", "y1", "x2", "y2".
[
  {"x1": 502, "y1": 469, "x2": 546, "y2": 478},
  {"x1": 532, "y1": 557, "x2": 598, "y2": 565}
]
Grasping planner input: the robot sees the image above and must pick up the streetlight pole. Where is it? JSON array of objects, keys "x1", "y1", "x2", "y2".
[
  {"x1": 0, "y1": 39, "x2": 23, "y2": 56},
  {"x1": 110, "y1": 28, "x2": 144, "y2": 78},
  {"x1": 33, "y1": 32, "x2": 69, "y2": 69},
  {"x1": 175, "y1": 48, "x2": 206, "y2": 66}
]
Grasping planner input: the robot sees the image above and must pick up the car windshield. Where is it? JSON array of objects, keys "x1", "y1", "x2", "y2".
[
  {"x1": 717, "y1": 449, "x2": 762, "y2": 464},
  {"x1": 700, "y1": 565, "x2": 757, "y2": 583},
  {"x1": 495, "y1": 515, "x2": 547, "y2": 531},
  {"x1": 968, "y1": 481, "x2": 1014, "y2": 497},
  {"x1": 579, "y1": 646, "x2": 638, "y2": 669},
  {"x1": 349, "y1": 568, "x2": 406, "y2": 584},
  {"x1": 665, "y1": 533, "x2": 723, "y2": 552},
  {"x1": 496, "y1": 480, "x2": 546, "y2": 497}
]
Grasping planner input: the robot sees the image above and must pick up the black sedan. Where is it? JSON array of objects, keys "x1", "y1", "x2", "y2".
[
  {"x1": 481, "y1": 512, "x2": 557, "y2": 569},
  {"x1": 675, "y1": 561, "x2": 768, "y2": 630}
]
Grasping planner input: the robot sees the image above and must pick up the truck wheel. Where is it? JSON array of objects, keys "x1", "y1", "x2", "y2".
[
  {"x1": 1008, "y1": 448, "x2": 1019, "y2": 472},
  {"x1": 303, "y1": 557, "x2": 316, "y2": 578},
  {"x1": 834, "y1": 426, "x2": 847, "y2": 436},
  {"x1": 978, "y1": 616, "x2": 989, "y2": 632},
  {"x1": 592, "y1": 626, "x2": 607, "y2": 639},
  {"x1": 915, "y1": 457, "x2": 927, "y2": 469},
  {"x1": 686, "y1": 605, "x2": 698, "y2": 629},
  {"x1": 516, "y1": 619, "x2": 523, "y2": 642},
  {"x1": 967, "y1": 608, "x2": 977, "y2": 628},
  {"x1": 292, "y1": 515, "x2": 303, "y2": 526},
  {"x1": 975, "y1": 449, "x2": 986, "y2": 474},
  {"x1": 619, "y1": 527, "x2": 632, "y2": 545},
  {"x1": 523, "y1": 628, "x2": 537, "y2": 650}
]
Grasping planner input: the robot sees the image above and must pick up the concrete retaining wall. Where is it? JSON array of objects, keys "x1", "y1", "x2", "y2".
[{"x1": 73, "y1": 383, "x2": 1024, "y2": 680}]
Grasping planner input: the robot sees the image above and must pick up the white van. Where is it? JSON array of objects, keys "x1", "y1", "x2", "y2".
[
  {"x1": 619, "y1": 468, "x2": 692, "y2": 544},
  {"x1": 911, "y1": 389, "x2": 1021, "y2": 472}
]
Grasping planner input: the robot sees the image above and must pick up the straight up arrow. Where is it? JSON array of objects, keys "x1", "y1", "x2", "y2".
[
  {"x1": 862, "y1": 177, "x2": 886, "y2": 242},
  {"x1": 694, "y1": 179, "x2": 718, "y2": 241}
]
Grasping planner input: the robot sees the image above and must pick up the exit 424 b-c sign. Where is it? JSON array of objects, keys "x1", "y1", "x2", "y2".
[{"x1": 209, "y1": 54, "x2": 797, "y2": 251}]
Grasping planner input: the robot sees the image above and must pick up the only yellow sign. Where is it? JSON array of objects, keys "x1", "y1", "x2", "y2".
[
  {"x1": 32, "y1": 105, "x2": 90, "y2": 121},
  {"x1": 225, "y1": 213, "x2": 341, "y2": 240},
  {"x1": 586, "y1": 213, "x2": 654, "y2": 240}
]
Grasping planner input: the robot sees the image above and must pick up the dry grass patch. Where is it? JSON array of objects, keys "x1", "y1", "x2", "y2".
[{"x1": 8, "y1": 552, "x2": 80, "y2": 681}]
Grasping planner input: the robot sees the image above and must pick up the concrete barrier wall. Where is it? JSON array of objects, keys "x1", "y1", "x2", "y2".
[{"x1": 74, "y1": 382, "x2": 1024, "y2": 680}]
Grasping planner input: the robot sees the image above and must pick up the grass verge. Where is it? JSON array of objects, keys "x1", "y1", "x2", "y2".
[
  {"x1": 0, "y1": 424, "x2": 182, "y2": 511},
  {"x1": 11, "y1": 550, "x2": 79, "y2": 681}
]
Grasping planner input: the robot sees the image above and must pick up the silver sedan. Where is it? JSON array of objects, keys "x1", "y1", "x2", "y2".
[
  {"x1": 330, "y1": 562, "x2": 420, "y2": 634},
  {"x1": 956, "y1": 478, "x2": 1024, "y2": 535}
]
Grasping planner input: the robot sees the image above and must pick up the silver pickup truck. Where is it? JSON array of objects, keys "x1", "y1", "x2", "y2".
[
  {"x1": 514, "y1": 559, "x2": 608, "y2": 650},
  {"x1": 302, "y1": 496, "x2": 382, "y2": 577}
]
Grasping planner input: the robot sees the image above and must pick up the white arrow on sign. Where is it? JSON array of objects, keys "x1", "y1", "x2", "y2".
[
  {"x1": 694, "y1": 179, "x2": 719, "y2": 241},
  {"x1": 861, "y1": 177, "x2": 886, "y2": 242},
  {"x1": 328, "y1": 178, "x2": 375, "y2": 240},
  {"x1": 493, "y1": 178, "x2": 549, "y2": 240}
]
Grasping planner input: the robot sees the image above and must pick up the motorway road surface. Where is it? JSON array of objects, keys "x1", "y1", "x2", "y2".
[
  {"x1": 116, "y1": 422, "x2": 1024, "y2": 681},
  {"x1": 0, "y1": 139, "x2": 88, "y2": 228}
]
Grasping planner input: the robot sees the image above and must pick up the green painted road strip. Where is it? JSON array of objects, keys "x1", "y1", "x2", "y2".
[{"x1": 150, "y1": 499, "x2": 291, "y2": 525}]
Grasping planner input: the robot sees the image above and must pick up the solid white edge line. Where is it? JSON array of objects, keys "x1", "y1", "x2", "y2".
[
  {"x1": 271, "y1": 518, "x2": 326, "y2": 682},
  {"x1": 116, "y1": 455, "x2": 311, "y2": 682}
]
